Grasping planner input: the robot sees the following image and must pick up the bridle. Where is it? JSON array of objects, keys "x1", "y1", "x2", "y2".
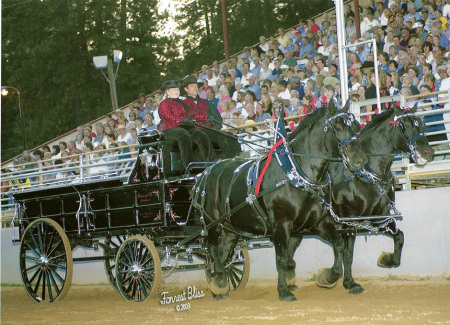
[
  {"x1": 323, "y1": 110, "x2": 361, "y2": 170},
  {"x1": 391, "y1": 110, "x2": 427, "y2": 163}
]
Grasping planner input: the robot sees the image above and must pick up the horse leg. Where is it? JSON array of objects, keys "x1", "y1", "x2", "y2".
[
  {"x1": 273, "y1": 223, "x2": 296, "y2": 301},
  {"x1": 377, "y1": 227, "x2": 404, "y2": 268},
  {"x1": 341, "y1": 233, "x2": 365, "y2": 294},
  {"x1": 207, "y1": 225, "x2": 230, "y2": 299},
  {"x1": 316, "y1": 223, "x2": 344, "y2": 289},
  {"x1": 286, "y1": 236, "x2": 303, "y2": 291}
]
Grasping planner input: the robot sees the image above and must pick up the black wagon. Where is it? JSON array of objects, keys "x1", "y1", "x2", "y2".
[{"x1": 11, "y1": 130, "x2": 250, "y2": 303}]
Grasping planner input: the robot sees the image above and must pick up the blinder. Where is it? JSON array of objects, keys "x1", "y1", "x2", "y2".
[{"x1": 392, "y1": 111, "x2": 427, "y2": 161}]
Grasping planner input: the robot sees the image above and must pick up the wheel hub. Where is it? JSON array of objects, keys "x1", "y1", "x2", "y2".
[
  {"x1": 38, "y1": 255, "x2": 50, "y2": 270},
  {"x1": 130, "y1": 262, "x2": 143, "y2": 279}
]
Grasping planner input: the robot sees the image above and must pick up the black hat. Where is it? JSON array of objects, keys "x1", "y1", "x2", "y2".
[
  {"x1": 160, "y1": 80, "x2": 179, "y2": 91},
  {"x1": 183, "y1": 75, "x2": 198, "y2": 87},
  {"x1": 361, "y1": 61, "x2": 374, "y2": 68}
]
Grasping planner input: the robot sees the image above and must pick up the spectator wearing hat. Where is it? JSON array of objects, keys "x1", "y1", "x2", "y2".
[
  {"x1": 240, "y1": 120, "x2": 259, "y2": 158},
  {"x1": 399, "y1": 26, "x2": 412, "y2": 47},
  {"x1": 116, "y1": 124, "x2": 130, "y2": 143},
  {"x1": 292, "y1": 30, "x2": 302, "y2": 46},
  {"x1": 289, "y1": 75, "x2": 304, "y2": 100}
]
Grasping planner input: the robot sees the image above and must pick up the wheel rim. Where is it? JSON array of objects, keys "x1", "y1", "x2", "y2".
[
  {"x1": 103, "y1": 234, "x2": 128, "y2": 292},
  {"x1": 19, "y1": 218, "x2": 73, "y2": 303},
  {"x1": 115, "y1": 235, "x2": 161, "y2": 302},
  {"x1": 205, "y1": 247, "x2": 250, "y2": 292}
]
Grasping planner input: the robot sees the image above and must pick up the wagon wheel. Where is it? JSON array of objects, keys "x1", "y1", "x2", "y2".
[
  {"x1": 115, "y1": 235, "x2": 161, "y2": 302},
  {"x1": 103, "y1": 234, "x2": 129, "y2": 292},
  {"x1": 19, "y1": 218, "x2": 73, "y2": 303},
  {"x1": 205, "y1": 247, "x2": 250, "y2": 292}
]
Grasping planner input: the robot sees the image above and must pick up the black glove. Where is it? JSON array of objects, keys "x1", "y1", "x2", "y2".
[{"x1": 182, "y1": 118, "x2": 194, "y2": 125}]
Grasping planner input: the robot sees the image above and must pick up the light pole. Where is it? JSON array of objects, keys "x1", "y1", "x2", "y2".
[
  {"x1": 1, "y1": 86, "x2": 27, "y2": 151},
  {"x1": 93, "y1": 50, "x2": 123, "y2": 111}
]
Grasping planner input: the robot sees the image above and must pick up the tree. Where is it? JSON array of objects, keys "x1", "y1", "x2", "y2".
[{"x1": 1, "y1": 0, "x2": 171, "y2": 162}]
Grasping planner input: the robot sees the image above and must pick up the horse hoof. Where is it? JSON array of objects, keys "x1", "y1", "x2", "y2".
[
  {"x1": 210, "y1": 279, "x2": 230, "y2": 296},
  {"x1": 288, "y1": 284, "x2": 299, "y2": 291},
  {"x1": 349, "y1": 285, "x2": 365, "y2": 295},
  {"x1": 316, "y1": 268, "x2": 338, "y2": 289},
  {"x1": 377, "y1": 252, "x2": 400, "y2": 268},
  {"x1": 213, "y1": 293, "x2": 230, "y2": 301},
  {"x1": 280, "y1": 293, "x2": 297, "y2": 302}
]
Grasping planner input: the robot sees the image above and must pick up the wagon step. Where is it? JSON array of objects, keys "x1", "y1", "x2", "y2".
[{"x1": 339, "y1": 214, "x2": 403, "y2": 222}]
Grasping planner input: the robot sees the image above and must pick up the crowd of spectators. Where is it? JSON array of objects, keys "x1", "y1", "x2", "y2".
[{"x1": 5, "y1": 0, "x2": 450, "y2": 190}]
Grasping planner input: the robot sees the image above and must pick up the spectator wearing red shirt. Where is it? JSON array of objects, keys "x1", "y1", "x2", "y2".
[{"x1": 307, "y1": 18, "x2": 320, "y2": 34}]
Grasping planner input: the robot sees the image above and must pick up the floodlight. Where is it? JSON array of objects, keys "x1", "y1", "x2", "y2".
[
  {"x1": 113, "y1": 50, "x2": 123, "y2": 64},
  {"x1": 93, "y1": 55, "x2": 108, "y2": 69}
]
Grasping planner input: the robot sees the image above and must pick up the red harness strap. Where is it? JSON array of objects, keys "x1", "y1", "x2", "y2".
[{"x1": 254, "y1": 138, "x2": 284, "y2": 196}]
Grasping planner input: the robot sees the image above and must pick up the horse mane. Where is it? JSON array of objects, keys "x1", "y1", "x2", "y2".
[
  {"x1": 359, "y1": 108, "x2": 394, "y2": 138},
  {"x1": 287, "y1": 107, "x2": 327, "y2": 141}
]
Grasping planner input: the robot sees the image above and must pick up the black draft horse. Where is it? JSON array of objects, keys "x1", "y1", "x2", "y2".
[
  {"x1": 286, "y1": 103, "x2": 434, "y2": 294},
  {"x1": 193, "y1": 102, "x2": 368, "y2": 301}
]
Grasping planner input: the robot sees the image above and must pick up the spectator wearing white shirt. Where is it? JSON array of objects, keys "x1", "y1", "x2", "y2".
[{"x1": 116, "y1": 124, "x2": 131, "y2": 143}]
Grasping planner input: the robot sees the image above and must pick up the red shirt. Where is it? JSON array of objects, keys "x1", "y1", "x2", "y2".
[
  {"x1": 181, "y1": 97, "x2": 212, "y2": 128},
  {"x1": 157, "y1": 98, "x2": 194, "y2": 131}
]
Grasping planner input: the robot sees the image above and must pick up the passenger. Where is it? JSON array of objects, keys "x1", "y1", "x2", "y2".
[{"x1": 157, "y1": 79, "x2": 217, "y2": 173}]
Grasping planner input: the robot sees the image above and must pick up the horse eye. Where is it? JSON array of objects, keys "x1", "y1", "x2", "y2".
[{"x1": 335, "y1": 126, "x2": 343, "y2": 132}]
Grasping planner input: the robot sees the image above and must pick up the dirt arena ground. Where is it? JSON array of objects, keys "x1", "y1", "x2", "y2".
[{"x1": 1, "y1": 279, "x2": 449, "y2": 325}]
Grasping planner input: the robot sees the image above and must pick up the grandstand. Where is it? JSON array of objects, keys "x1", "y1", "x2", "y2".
[{"x1": 2, "y1": 0, "x2": 450, "y2": 223}]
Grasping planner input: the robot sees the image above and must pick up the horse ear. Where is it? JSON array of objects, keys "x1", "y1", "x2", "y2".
[
  {"x1": 410, "y1": 102, "x2": 418, "y2": 113},
  {"x1": 392, "y1": 102, "x2": 402, "y2": 115},
  {"x1": 342, "y1": 98, "x2": 351, "y2": 113},
  {"x1": 279, "y1": 106, "x2": 287, "y2": 125},
  {"x1": 328, "y1": 97, "x2": 337, "y2": 115}
]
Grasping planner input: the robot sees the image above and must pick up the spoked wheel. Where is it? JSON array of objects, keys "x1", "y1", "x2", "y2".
[
  {"x1": 19, "y1": 218, "x2": 73, "y2": 303},
  {"x1": 103, "y1": 234, "x2": 129, "y2": 292},
  {"x1": 115, "y1": 235, "x2": 161, "y2": 302},
  {"x1": 205, "y1": 247, "x2": 250, "y2": 291}
]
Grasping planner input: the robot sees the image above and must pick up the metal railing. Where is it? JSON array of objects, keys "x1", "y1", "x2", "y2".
[{"x1": 1, "y1": 145, "x2": 138, "y2": 213}]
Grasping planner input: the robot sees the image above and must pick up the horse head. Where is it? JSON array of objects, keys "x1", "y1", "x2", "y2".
[
  {"x1": 391, "y1": 103, "x2": 434, "y2": 165},
  {"x1": 324, "y1": 100, "x2": 368, "y2": 171}
]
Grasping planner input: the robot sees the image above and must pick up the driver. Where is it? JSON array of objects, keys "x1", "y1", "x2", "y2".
[{"x1": 181, "y1": 75, "x2": 240, "y2": 157}]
